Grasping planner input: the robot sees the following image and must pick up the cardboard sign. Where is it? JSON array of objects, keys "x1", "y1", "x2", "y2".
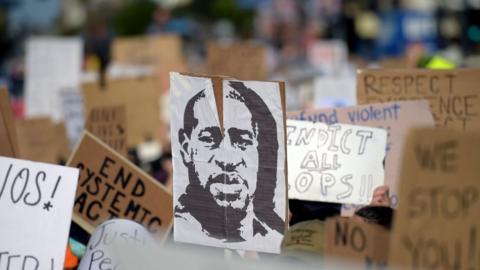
[
  {"x1": 61, "y1": 88, "x2": 85, "y2": 149},
  {"x1": 289, "y1": 100, "x2": 435, "y2": 207},
  {"x1": 78, "y1": 219, "x2": 157, "y2": 270},
  {"x1": 82, "y1": 76, "x2": 161, "y2": 147},
  {"x1": 86, "y1": 105, "x2": 127, "y2": 156},
  {"x1": 113, "y1": 35, "x2": 184, "y2": 68},
  {"x1": 67, "y1": 132, "x2": 173, "y2": 239},
  {"x1": 0, "y1": 156, "x2": 79, "y2": 269},
  {"x1": 389, "y1": 128, "x2": 480, "y2": 270},
  {"x1": 15, "y1": 118, "x2": 70, "y2": 164},
  {"x1": 170, "y1": 72, "x2": 287, "y2": 253},
  {"x1": 0, "y1": 89, "x2": 19, "y2": 157},
  {"x1": 206, "y1": 42, "x2": 267, "y2": 80},
  {"x1": 25, "y1": 37, "x2": 83, "y2": 121},
  {"x1": 357, "y1": 69, "x2": 480, "y2": 131},
  {"x1": 325, "y1": 217, "x2": 389, "y2": 268},
  {"x1": 287, "y1": 119, "x2": 386, "y2": 205}
]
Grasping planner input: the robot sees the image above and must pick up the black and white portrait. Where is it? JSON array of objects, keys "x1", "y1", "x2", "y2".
[{"x1": 170, "y1": 73, "x2": 286, "y2": 253}]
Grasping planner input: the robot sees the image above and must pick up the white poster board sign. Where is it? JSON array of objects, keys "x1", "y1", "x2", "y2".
[
  {"x1": 170, "y1": 73, "x2": 286, "y2": 253},
  {"x1": 0, "y1": 156, "x2": 79, "y2": 269},
  {"x1": 25, "y1": 37, "x2": 83, "y2": 121},
  {"x1": 78, "y1": 219, "x2": 156, "y2": 270},
  {"x1": 313, "y1": 76, "x2": 356, "y2": 108},
  {"x1": 287, "y1": 119, "x2": 387, "y2": 205}
]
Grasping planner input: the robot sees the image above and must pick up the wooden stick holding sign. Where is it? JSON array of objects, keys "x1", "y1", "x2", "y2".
[
  {"x1": 0, "y1": 88, "x2": 19, "y2": 157},
  {"x1": 67, "y1": 132, "x2": 173, "y2": 241}
]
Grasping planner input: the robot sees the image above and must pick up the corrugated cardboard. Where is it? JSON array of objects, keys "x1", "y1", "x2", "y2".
[
  {"x1": 0, "y1": 89, "x2": 19, "y2": 157},
  {"x1": 67, "y1": 132, "x2": 173, "y2": 240}
]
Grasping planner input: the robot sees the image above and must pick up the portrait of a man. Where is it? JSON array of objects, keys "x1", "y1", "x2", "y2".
[{"x1": 171, "y1": 73, "x2": 286, "y2": 253}]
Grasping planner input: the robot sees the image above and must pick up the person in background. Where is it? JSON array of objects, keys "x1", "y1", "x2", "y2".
[{"x1": 352, "y1": 186, "x2": 395, "y2": 230}]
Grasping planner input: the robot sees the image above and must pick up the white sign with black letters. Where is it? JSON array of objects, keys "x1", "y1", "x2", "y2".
[
  {"x1": 0, "y1": 156, "x2": 79, "y2": 269},
  {"x1": 287, "y1": 120, "x2": 386, "y2": 205}
]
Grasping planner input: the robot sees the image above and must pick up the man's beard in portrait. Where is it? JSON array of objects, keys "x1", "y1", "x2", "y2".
[{"x1": 177, "y1": 162, "x2": 251, "y2": 242}]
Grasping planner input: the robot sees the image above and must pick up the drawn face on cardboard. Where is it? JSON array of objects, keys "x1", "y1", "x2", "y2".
[{"x1": 180, "y1": 91, "x2": 259, "y2": 211}]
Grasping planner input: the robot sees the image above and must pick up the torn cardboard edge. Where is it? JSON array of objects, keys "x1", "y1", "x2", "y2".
[
  {"x1": 67, "y1": 131, "x2": 173, "y2": 244},
  {"x1": 177, "y1": 72, "x2": 289, "y2": 233}
]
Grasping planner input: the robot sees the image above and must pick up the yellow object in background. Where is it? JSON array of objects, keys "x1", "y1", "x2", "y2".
[{"x1": 426, "y1": 55, "x2": 455, "y2": 69}]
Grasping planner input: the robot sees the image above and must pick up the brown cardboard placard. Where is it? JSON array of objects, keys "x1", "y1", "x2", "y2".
[
  {"x1": 389, "y1": 128, "x2": 480, "y2": 270},
  {"x1": 171, "y1": 72, "x2": 287, "y2": 253},
  {"x1": 206, "y1": 42, "x2": 267, "y2": 81},
  {"x1": 67, "y1": 132, "x2": 173, "y2": 240},
  {"x1": 82, "y1": 76, "x2": 161, "y2": 147},
  {"x1": 54, "y1": 122, "x2": 72, "y2": 163},
  {"x1": 15, "y1": 117, "x2": 58, "y2": 164},
  {"x1": 325, "y1": 216, "x2": 390, "y2": 268},
  {"x1": 86, "y1": 105, "x2": 127, "y2": 156},
  {"x1": 0, "y1": 89, "x2": 19, "y2": 157},
  {"x1": 357, "y1": 69, "x2": 480, "y2": 131}
]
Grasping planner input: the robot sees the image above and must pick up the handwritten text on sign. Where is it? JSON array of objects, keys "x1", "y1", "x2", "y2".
[
  {"x1": 390, "y1": 129, "x2": 480, "y2": 270},
  {"x1": 68, "y1": 132, "x2": 173, "y2": 239},
  {"x1": 289, "y1": 100, "x2": 435, "y2": 208},
  {"x1": 86, "y1": 105, "x2": 127, "y2": 155},
  {"x1": 287, "y1": 120, "x2": 386, "y2": 204},
  {"x1": 0, "y1": 156, "x2": 79, "y2": 270},
  {"x1": 357, "y1": 69, "x2": 480, "y2": 131}
]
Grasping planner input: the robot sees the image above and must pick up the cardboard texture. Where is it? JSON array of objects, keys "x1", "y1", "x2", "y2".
[
  {"x1": 86, "y1": 105, "x2": 127, "y2": 156},
  {"x1": 357, "y1": 69, "x2": 480, "y2": 131},
  {"x1": 78, "y1": 219, "x2": 157, "y2": 270},
  {"x1": 389, "y1": 128, "x2": 480, "y2": 270},
  {"x1": 325, "y1": 217, "x2": 389, "y2": 268},
  {"x1": 82, "y1": 76, "x2": 161, "y2": 147},
  {"x1": 288, "y1": 100, "x2": 435, "y2": 208},
  {"x1": 206, "y1": 42, "x2": 267, "y2": 80},
  {"x1": 113, "y1": 35, "x2": 187, "y2": 93},
  {"x1": 0, "y1": 156, "x2": 79, "y2": 270},
  {"x1": 170, "y1": 72, "x2": 287, "y2": 253},
  {"x1": 0, "y1": 89, "x2": 19, "y2": 157},
  {"x1": 67, "y1": 132, "x2": 173, "y2": 240},
  {"x1": 15, "y1": 117, "x2": 69, "y2": 164},
  {"x1": 287, "y1": 119, "x2": 387, "y2": 205}
]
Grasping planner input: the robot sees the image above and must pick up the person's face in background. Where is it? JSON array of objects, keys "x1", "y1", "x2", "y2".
[{"x1": 181, "y1": 94, "x2": 259, "y2": 211}]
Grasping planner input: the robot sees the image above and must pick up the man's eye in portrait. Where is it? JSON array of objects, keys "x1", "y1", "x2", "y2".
[
  {"x1": 229, "y1": 128, "x2": 254, "y2": 151},
  {"x1": 198, "y1": 127, "x2": 222, "y2": 148}
]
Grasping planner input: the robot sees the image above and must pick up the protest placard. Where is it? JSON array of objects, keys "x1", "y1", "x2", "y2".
[
  {"x1": 0, "y1": 89, "x2": 19, "y2": 157},
  {"x1": 0, "y1": 156, "x2": 79, "y2": 270},
  {"x1": 61, "y1": 88, "x2": 85, "y2": 149},
  {"x1": 325, "y1": 217, "x2": 389, "y2": 268},
  {"x1": 113, "y1": 35, "x2": 184, "y2": 68},
  {"x1": 25, "y1": 37, "x2": 83, "y2": 121},
  {"x1": 287, "y1": 119, "x2": 386, "y2": 205},
  {"x1": 78, "y1": 219, "x2": 157, "y2": 270},
  {"x1": 67, "y1": 132, "x2": 173, "y2": 240},
  {"x1": 289, "y1": 100, "x2": 435, "y2": 208},
  {"x1": 112, "y1": 35, "x2": 187, "y2": 93},
  {"x1": 82, "y1": 76, "x2": 161, "y2": 147},
  {"x1": 357, "y1": 69, "x2": 480, "y2": 131},
  {"x1": 170, "y1": 72, "x2": 287, "y2": 253},
  {"x1": 389, "y1": 128, "x2": 480, "y2": 270},
  {"x1": 86, "y1": 105, "x2": 127, "y2": 156},
  {"x1": 206, "y1": 42, "x2": 267, "y2": 80},
  {"x1": 15, "y1": 117, "x2": 69, "y2": 164}
]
